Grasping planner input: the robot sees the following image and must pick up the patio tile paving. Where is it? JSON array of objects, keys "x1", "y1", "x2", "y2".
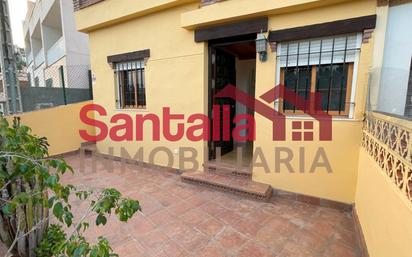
[{"x1": 48, "y1": 153, "x2": 361, "y2": 257}]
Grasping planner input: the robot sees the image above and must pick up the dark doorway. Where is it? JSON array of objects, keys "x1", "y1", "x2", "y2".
[{"x1": 208, "y1": 34, "x2": 257, "y2": 164}]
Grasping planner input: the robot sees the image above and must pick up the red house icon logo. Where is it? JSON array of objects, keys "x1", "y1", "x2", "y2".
[{"x1": 215, "y1": 84, "x2": 333, "y2": 141}]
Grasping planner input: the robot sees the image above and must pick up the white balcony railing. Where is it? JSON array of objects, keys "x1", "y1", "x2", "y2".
[
  {"x1": 362, "y1": 113, "x2": 412, "y2": 204},
  {"x1": 35, "y1": 50, "x2": 45, "y2": 67},
  {"x1": 46, "y1": 37, "x2": 65, "y2": 65}
]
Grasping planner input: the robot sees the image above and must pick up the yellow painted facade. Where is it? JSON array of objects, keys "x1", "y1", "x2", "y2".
[
  {"x1": 352, "y1": 4, "x2": 412, "y2": 255},
  {"x1": 181, "y1": 0, "x2": 371, "y2": 28},
  {"x1": 253, "y1": 1, "x2": 376, "y2": 203},
  {"x1": 4, "y1": 0, "x2": 409, "y2": 256},
  {"x1": 356, "y1": 148, "x2": 412, "y2": 257},
  {"x1": 86, "y1": 3, "x2": 207, "y2": 170},
  {"x1": 75, "y1": 2, "x2": 412, "y2": 253},
  {"x1": 5, "y1": 101, "x2": 94, "y2": 156},
  {"x1": 75, "y1": 0, "x2": 377, "y2": 203}
]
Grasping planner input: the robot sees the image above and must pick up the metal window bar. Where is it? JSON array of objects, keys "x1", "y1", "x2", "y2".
[
  {"x1": 305, "y1": 41, "x2": 312, "y2": 112},
  {"x1": 326, "y1": 37, "x2": 336, "y2": 113},
  {"x1": 283, "y1": 43, "x2": 290, "y2": 112},
  {"x1": 315, "y1": 39, "x2": 323, "y2": 97},
  {"x1": 137, "y1": 66, "x2": 144, "y2": 107},
  {"x1": 338, "y1": 37, "x2": 349, "y2": 115},
  {"x1": 131, "y1": 62, "x2": 136, "y2": 107},
  {"x1": 141, "y1": 68, "x2": 146, "y2": 106},
  {"x1": 116, "y1": 64, "x2": 122, "y2": 109},
  {"x1": 115, "y1": 60, "x2": 146, "y2": 109},
  {"x1": 278, "y1": 35, "x2": 359, "y2": 114},
  {"x1": 277, "y1": 48, "x2": 359, "y2": 59},
  {"x1": 293, "y1": 42, "x2": 301, "y2": 113}
]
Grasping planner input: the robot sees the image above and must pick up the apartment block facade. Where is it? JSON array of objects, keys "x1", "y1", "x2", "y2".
[{"x1": 23, "y1": 0, "x2": 90, "y2": 89}]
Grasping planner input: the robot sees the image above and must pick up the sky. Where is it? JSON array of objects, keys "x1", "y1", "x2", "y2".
[{"x1": 9, "y1": 0, "x2": 31, "y2": 48}]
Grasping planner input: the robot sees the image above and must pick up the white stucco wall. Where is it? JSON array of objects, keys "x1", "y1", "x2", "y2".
[
  {"x1": 61, "y1": 0, "x2": 90, "y2": 67},
  {"x1": 23, "y1": 0, "x2": 91, "y2": 88}
]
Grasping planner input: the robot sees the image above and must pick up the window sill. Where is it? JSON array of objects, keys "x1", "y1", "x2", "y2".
[
  {"x1": 283, "y1": 114, "x2": 360, "y2": 122},
  {"x1": 115, "y1": 108, "x2": 148, "y2": 112}
]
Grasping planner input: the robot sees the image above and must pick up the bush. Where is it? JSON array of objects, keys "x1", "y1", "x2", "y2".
[{"x1": 0, "y1": 117, "x2": 140, "y2": 257}]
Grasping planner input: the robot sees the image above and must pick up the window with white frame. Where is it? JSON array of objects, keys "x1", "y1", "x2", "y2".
[
  {"x1": 375, "y1": 3, "x2": 412, "y2": 118},
  {"x1": 277, "y1": 34, "x2": 361, "y2": 116},
  {"x1": 115, "y1": 60, "x2": 146, "y2": 109}
]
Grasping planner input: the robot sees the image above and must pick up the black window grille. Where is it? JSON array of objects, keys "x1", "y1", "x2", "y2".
[
  {"x1": 46, "y1": 78, "x2": 53, "y2": 88},
  {"x1": 277, "y1": 34, "x2": 360, "y2": 115},
  {"x1": 115, "y1": 61, "x2": 146, "y2": 109},
  {"x1": 34, "y1": 77, "x2": 39, "y2": 88}
]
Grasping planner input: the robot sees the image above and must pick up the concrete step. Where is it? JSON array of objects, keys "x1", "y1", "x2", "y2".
[
  {"x1": 181, "y1": 171, "x2": 272, "y2": 201},
  {"x1": 203, "y1": 162, "x2": 252, "y2": 178}
]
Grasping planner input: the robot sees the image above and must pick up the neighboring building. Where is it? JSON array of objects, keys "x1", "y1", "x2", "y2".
[
  {"x1": 0, "y1": 87, "x2": 4, "y2": 115},
  {"x1": 14, "y1": 46, "x2": 27, "y2": 72},
  {"x1": 73, "y1": 1, "x2": 412, "y2": 257},
  {"x1": 0, "y1": 73, "x2": 28, "y2": 115},
  {"x1": 23, "y1": 0, "x2": 90, "y2": 89},
  {"x1": 0, "y1": 45, "x2": 27, "y2": 115}
]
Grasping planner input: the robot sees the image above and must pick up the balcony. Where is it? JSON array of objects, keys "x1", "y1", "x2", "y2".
[
  {"x1": 73, "y1": 0, "x2": 105, "y2": 11},
  {"x1": 34, "y1": 50, "x2": 45, "y2": 67},
  {"x1": 27, "y1": 52, "x2": 33, "y2": 65},
  {"x1": 46, "y1": 37, "x2": 65, "y2": 65}
]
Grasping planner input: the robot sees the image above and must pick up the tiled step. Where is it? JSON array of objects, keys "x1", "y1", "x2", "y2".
[
  {"x1": 203, "y1": 162, "x2": 252, "y2": 178},
  {"x1": 181, "y1": 171, "x2": 272, "y2": 201}
]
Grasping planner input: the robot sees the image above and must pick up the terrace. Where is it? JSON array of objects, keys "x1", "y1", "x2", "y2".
[
  {"x1": 0, "y1": 101, "x2": 365, "y2": 257},
  {"x1": 2, "y1": 0, "x2": 410, "y2": 256},
  {"x1": 53, "y1": 154, "x2": 360, "y2": 257}
]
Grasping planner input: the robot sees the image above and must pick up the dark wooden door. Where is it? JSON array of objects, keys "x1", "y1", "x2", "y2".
[{"x1": 209, "y1": 47, "x2": 236, "y2": 159}]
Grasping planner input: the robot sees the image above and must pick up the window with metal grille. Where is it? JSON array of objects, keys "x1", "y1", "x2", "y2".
[
  {"x1": 115, "y1": 60, "x2": 146, "y2": 109},
  {"x1": 46, "y1": 78, "x2": 53, "y2": 88},
  {"x1": 27, "y1": 73, "x2": 32, "y2": 87},
  {"x1": 277, "y1": 34, "x2": 361, "y2": 116},
  {"x1": 405, "y1": 57, "x2": 412, "y2": 117}
]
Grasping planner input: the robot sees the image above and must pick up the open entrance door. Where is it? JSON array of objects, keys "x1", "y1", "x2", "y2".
[
  {"x1": 208, "y1": 35, "x2": 256, "y2": 166},
  {"x1": 209, "y1": 47, "x2": 236, "y2": 158}
]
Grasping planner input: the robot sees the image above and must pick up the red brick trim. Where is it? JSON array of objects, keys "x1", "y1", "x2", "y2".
[
  {"x1": 269, "y1": 15, "x2": 376, "y2": 42},
  {"x1": 50, "y1": 149, "x2": 80, "y2": 158},
  {"x1": 377, "y1": 0, "x2": 412, "y2": 6},
  {"x1": 353, "y1": 207, "x2": 370, "y2": 257},
  {"x1": 275, "y1": 189, "x2": 353, "y2": 211}
]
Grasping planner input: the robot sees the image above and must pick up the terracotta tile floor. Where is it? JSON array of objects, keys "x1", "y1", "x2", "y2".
[{"x1": 0, "y1": 154, "x2": 360, "y2": 257}]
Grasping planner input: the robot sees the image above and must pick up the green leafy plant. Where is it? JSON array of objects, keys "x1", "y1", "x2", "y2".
[
  {"x1": 0, "y1": 117, "x2": 141, "y2": 257},
  {"x1": 35, "y1": 225, "x2": 66, "y2": 257}
]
